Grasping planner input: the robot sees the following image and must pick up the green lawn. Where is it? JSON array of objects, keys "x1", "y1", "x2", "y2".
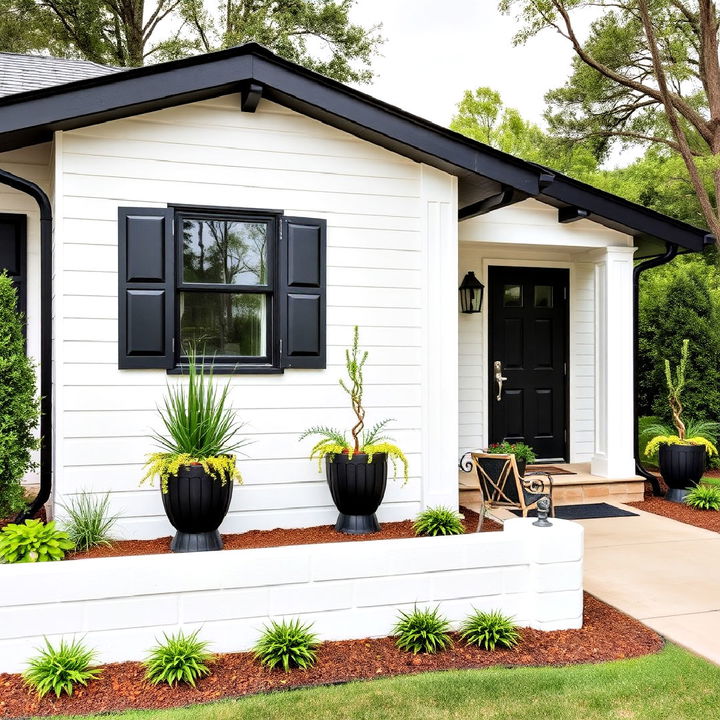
[{"x1": 50, "y1": 645, "x2": 720, "y2": 720}]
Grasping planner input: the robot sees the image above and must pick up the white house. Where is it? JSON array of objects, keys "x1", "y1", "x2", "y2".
[{"x1": 0, "y1": 44, "x2": 711, "y2": 540}]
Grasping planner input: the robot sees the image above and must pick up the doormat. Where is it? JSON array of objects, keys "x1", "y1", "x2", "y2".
[
  {"x1": 510, "y1": 502, "x2": 638, "y2": 520},
  {"x1": 526, "y1": 465, "x2": 577, "y2": 475}
]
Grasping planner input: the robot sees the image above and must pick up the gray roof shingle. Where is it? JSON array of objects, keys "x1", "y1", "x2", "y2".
[{"x1": 0, "y1": 52, "x2": 119, "y2": 98}]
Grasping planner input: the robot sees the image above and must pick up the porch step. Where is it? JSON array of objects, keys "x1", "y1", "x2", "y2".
[{"x1": 459, "y1": 462, "x2": 645, "y2": 507}]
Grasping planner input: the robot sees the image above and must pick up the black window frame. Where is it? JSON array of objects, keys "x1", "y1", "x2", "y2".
[{"x1": 172, "y1": 206, "x2": 281, "y2": 372}]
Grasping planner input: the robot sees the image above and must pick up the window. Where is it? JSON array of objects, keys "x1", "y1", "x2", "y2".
[
  {"x1": 175, "y1": 211, "x2": 276, "y2": 366},
  {"x1": 118, "y1": 206, "x2": 326, "y2": 372}
]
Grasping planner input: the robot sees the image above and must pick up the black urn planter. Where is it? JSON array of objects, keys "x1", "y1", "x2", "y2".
[
  {"x1": 161, "y1": 464, "x2": 234, "y2": 552},
  {"x1": 658, "y1": 444, "x2": 707, "y2": 503},
  {"x1": 515, "y1": 458, "x2": 527, "y2": 478},
  {"x1": 326, "y1": 452, "x2": 388, "y2": 535}
]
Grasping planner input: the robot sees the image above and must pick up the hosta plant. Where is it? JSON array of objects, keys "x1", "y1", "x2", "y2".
[
  {"x1": 23, "y1": 638, "x2": 102, "y2": 698},
  {"x1": 141, "y1": 348, "x2": 248, "y2": 493},
  {"x1": 460, "y1": 610, "x2": 521, "y2": 650},
  {"x1": 0, "y1": 519, "x2": 74, "y2": 563},
  {"x1": 59, "y1": 491, "x2": 120, "y2": 552},
  {"x1": 684, "y1": 483, "x2": 720, "y2": 511},
  {"x1": 253, "y1": 619, "x2": 319, "y2": 672},
  {"x1": 393, "y1": 606, "x2": 453, "y2": 654},
  {"x1": 144, "y1": 630, "x2": 214, "y2": 687},
  {"x1": 300, "y1": 326, "x2": 408, "y2": 482},
  {"x1": 413, "y1": 506, "x2": 466, "y2": 536}
]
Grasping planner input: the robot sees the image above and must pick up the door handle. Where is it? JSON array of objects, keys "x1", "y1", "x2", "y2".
[{"x1": 494, "y1": 361, "x2": 507, "y2": 402}]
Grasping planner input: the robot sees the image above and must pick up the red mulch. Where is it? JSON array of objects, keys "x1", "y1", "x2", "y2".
[
  {"x1": 0, "y1": 505, "x2": 46, "y2": 531},
  {"x1": 68, "y1": 506, "x2": 499, "y2": 560},
  {"x1": 629, "y1": 480, "x2": 720, "y2": 533},
  {"x1": 0, "y1": 593, "x2": 662, "y2": 719}
]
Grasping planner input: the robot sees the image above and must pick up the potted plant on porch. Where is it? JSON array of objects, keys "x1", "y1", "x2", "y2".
[
  {"x1": 300, "y1": 327, "x2": 408, "y2": 535},
  {"x1": 644, "y1": 340, "x2": 719, "y2": 502},
  {"x1": 141, "y1": 349, "x2": 248, "y2": 552},
  {"x1": 485, "y1": 441, "x2": 537, "y2": 478}
]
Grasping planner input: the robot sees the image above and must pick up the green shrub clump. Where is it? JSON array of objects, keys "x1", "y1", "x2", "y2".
[
  {"x1": 413, "y1": 506, "x2": 465, "y2": 536},
  {"x1": 23, "y1": 638, "x2": 102, "y2": 697},
  {"x1": 0, "y1": 519, "x2": 74, "y2": 563},
  {"x1": 0, "y1": 272, "x2": 41, "y2": 517},
  {"x1": 685, "y1": 483, "x2": 720, "y2": 511},
  {"x1": 60, "y1": 491, "x2": 120, "y2": 552},
  {"x1": 393, "y1": 606, "x2": 453, "y2": 654},
  {"x1": 253, "y1": 619, "x2": 319, "y2": 672},
  {"x1": 460, "y1": 609, "x2": 521, "y2": 650},
  {"x1": 144, "y1": 629, "x2": 214, "y2": 687}
]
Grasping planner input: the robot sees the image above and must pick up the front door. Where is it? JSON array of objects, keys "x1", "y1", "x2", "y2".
[
  {"x1": 488, "y1": 266, "x2": 568, "y2": 461},
  {"x1": 0, "y1": 213, "x2": 26, "y2": 320}
]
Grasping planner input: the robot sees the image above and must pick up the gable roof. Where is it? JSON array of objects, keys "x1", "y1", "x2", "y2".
[
  {"x1": 0, "y1": 52, "x2": 118, "y2": 98},
  {"x1": 0, "y1": 43, "x2": 711, "y2": 253}
]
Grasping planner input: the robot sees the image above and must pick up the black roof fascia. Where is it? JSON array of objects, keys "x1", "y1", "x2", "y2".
[{"x1": 541, "y1": 175, "x2": 711, "y2": 251}]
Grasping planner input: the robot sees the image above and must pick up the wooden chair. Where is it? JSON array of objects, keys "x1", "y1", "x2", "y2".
[{"x1": 459, "y1": 452, "x2": 554, "y2": 531}]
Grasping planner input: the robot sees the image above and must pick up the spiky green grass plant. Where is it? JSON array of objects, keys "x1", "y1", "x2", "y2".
[
  {"x1": 393, "y1": 606, "x2": 453, "y2": 654},
  {"x1": 23, "y1": 638, "x2": 102, "y2": 697},
  {"x1": 253, "y1": 619, "x2": 319, "y2": 672},
  {"x1": 60, "y1": 491, "x2": 120, "y2": 552},
  {"x1": 142, "y1": 348, "x2": 248, "y2": 492},
  {"x1": 685, "y1": 483, "x2": 720, "y2": 510},
  {"x1": 413, "y1": 506, "x2": 465, "y2": 536},
  {"x1": 144, "y1": 630, "x2": 214, "y2": 687},
  {"x1": 459, "y1": 610, "x2": 521, "y2": 650}
]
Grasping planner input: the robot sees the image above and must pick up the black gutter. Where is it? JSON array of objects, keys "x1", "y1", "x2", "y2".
[
  {"x1": 0, "y1": 168, "x2": 52, "y2": 521},
  {"x1": 633, "y1": 243, "x2": 678, "y2": 495}
]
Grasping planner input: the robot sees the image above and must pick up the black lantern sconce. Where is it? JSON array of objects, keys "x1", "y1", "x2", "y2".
[{"x1": 459, "y1": 271, "x2": 485, "y2": 313}]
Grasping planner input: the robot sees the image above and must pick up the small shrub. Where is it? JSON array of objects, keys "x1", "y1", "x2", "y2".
[
  {"x1": 685, "y1": 483, "x2": 720, "y2": 511},
  {"x1": 253, "y1": 619, "x2": 319, "y2": 672},
  {"x1": 486, "y1": 441, "x2": 537, "y2": 464},
  {"x1": 460, "y1": 609, "x2": 521, "y2": 650},
  {"x1": 0, "y1": 519, "x2": 74, "y2": 563},
  {"x1": 413, "y1": 506, "x2": 465, "y2": 536},
  {"x1": 144, "y1": 629, "x2": 214, "y2": 687},
  {"x1": 393, "y1": 606, "x2": 453, "y2": 654},
  {"x1": 60, "y1": 491, "x2": 120, "y2": 552},
  {"x1": 23, "y1": 638, "x2": 101, "y2": 698}
]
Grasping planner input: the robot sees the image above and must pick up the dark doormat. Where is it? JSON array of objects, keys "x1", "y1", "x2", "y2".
[
  {"x1": 509, "y1": 502, "x2": 638, "y2": 520},
  {"x1": 526, "y1": 465, "x2": 577, "y2": 475}
]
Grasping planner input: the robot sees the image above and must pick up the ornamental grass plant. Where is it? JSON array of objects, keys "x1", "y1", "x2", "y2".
[
  {"x1": 459, "y1": 610, "x2": 521, "y2": 650},
  {"x1": 253, "y1": 619, "x2": 319, "y2": 672},
  {"x1": 23, "y1": 638, "x2": 101, "y2": 697},
  {"x1": 59, "y1": 491, "x2": 119, "y2": 552},
  {"x1": 144, "y1": 630, "x2": 214, "y2": 687},
  {"x1": 393, "y1": 606, "x2": 453, "y2": 655}
]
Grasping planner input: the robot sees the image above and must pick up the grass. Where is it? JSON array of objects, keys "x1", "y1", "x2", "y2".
[{"x1": 44, "y1": 645, "x2": 720, "y2": 720}]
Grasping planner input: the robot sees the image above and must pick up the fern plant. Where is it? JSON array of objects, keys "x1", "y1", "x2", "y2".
[
  {"x1": 141, "y1": 347, "x2": 249, "y2": 492},
  {"x1": 144, "y1": 629, "x2": 214, "y2": 686},
  {"x1": 253, "y1": 619, "x2": 319, "y2": 672},
  {"x1": 300, "y1": 327, "x2": 408, "y2": 483},
  {"x1": 413, "y1": 506, "x2": 465, "y2": 536},
  {"x1": 23, "y1": 638, "x2": 102, "y2": 697}
]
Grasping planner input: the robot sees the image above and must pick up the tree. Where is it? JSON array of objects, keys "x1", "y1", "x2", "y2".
[
  {"x1": 500, "y1": 0, "x2": 720, "y2": 245},
  {"x1": 0, "y1": 273, "x2": 40, "y2": 518},
  {"x1": 0, "y1": 0, "x2": 382, "y2": 81}
]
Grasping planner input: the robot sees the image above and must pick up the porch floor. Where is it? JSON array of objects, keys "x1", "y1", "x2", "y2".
[{"x1": 459, "y1": 462, "x2": 645, "y2": 507}]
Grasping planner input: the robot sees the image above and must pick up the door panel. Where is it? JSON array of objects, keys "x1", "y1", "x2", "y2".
[
  {"x1": 488, "y1": 266, "x2": 568, "y2": 461},
  {"x1": 0, "y1": 214, "x2": 26, "y2": 321}
]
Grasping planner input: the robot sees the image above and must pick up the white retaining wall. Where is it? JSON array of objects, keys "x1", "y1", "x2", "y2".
[{"x1": 0, "y1": 518, "x2": 583, "y2": 673}]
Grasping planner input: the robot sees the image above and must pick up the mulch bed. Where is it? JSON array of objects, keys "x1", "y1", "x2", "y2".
[
  {"x1": 628, "y1": 479, "x2": 720, "y2": 533},
  {"x1": 0, "y1": 505, "x2": 46, "y2": 531},
  {"x1": 0, "y1": 593, "x2": 663, "y2": 719},
  {"x1": 68, "y1": 506, "x2": 499, "y2": 560}
]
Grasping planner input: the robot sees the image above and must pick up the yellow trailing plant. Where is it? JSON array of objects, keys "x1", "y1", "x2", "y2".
[
  {"x1": 141, "y1": 453, "x2": 242, "y2": 495},
  {"x1": 644, "y1": 435, "x2": 718, "y2": 459}
]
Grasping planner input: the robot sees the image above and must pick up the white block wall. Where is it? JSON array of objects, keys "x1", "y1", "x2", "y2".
[
  {"x1": 0, "y1": 518, "x2": 583, "y2": 673},
  {"x1": 51, "y1": 95, "x2": 458, "y2": 538}
]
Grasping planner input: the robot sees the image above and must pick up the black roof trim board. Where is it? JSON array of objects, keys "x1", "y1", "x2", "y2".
[{"x1": 0, "y1": 42, "x2": 711, "y2": 251}]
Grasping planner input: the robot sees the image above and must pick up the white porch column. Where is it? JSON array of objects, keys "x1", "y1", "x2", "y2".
[
  {"x1": 420, "y1": 165, "x2": 459, "y2": 509},
  {"x1": 590, "y1": 246, "x2": 636, "y2": 478}
]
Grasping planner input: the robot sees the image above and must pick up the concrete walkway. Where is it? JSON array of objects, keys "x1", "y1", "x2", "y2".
[
  {"x1": 578, "y1": 505, "x2": 720, "y2": 665},
  {"x1": 459, "y1": 490, "x2": 720, "y2": 664}
]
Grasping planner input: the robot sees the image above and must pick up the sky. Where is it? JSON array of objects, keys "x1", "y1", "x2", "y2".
[{"x1": 350, "y1": 0, "x2": 580, "y2": 128}]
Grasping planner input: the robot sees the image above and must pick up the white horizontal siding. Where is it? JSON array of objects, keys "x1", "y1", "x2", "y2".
[{"x1": 55, "y1": 95, "x2": 456, "y2": 537}]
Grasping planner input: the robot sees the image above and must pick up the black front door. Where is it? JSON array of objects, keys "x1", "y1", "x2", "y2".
[
  {"x1": 488, "y1": 266, "x2": 568, "y2": 461},
  {"x1": 0, "y1": 213, "x2": 26, "y2": 319}
]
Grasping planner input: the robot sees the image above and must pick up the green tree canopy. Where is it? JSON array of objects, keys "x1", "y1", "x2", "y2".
[{"x1": 0, "y1": 0, "x2": 382, "y2": 81}]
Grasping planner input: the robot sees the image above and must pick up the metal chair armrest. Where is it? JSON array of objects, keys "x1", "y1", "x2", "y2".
[{"x1": 521, "y1": 471, "x2": 554, "y2": 495}]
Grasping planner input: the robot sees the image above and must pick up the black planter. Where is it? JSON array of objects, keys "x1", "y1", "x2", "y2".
[
  {"x1": 658, "y1": 444, "x2": 707, "y2": 503},
  {"x1": 326, "y1": 453, "x2": 388, "y2": 534},
  {"x1": 161, "y1": 464, "x2": 233, "y2": 552},
  {"x1": 516, "y1": 458, "x2": 527, "y2": 478}
]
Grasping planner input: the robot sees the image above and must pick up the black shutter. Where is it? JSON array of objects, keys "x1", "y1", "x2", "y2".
[
  {"x1": 279, "y1": 216, "x2": 326, "y2": 369},
  {"x1": 0, "y1": 213, "x2": 27, "y2": 321},
  {"x1": 118, "y1": 207, "x2": 175, "y2": 369}
]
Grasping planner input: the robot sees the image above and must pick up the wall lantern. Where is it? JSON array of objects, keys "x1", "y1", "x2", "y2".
[{"x1": 459, "y1": 271, "x2": 485, "y2": 313}]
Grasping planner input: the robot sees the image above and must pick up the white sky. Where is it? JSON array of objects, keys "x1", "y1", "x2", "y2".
[{"x1": 350, "y1": 1, "x2": 579, "y2": 128}]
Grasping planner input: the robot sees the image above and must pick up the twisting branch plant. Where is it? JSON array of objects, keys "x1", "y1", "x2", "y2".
[
  {"x1": 339, "y1": 326, "x2": 368, "y2": 453},
  {"x1": 665, "y1": 338, "x2": 689, "y2": 439}
]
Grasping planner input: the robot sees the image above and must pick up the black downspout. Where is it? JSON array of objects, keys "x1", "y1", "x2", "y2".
[
  {"x1": 633, "y1": 242, "x2": 678, "y2": 496},
  {"x1": 0, "y1": 168, "x2": 53, "y2": 521}
]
